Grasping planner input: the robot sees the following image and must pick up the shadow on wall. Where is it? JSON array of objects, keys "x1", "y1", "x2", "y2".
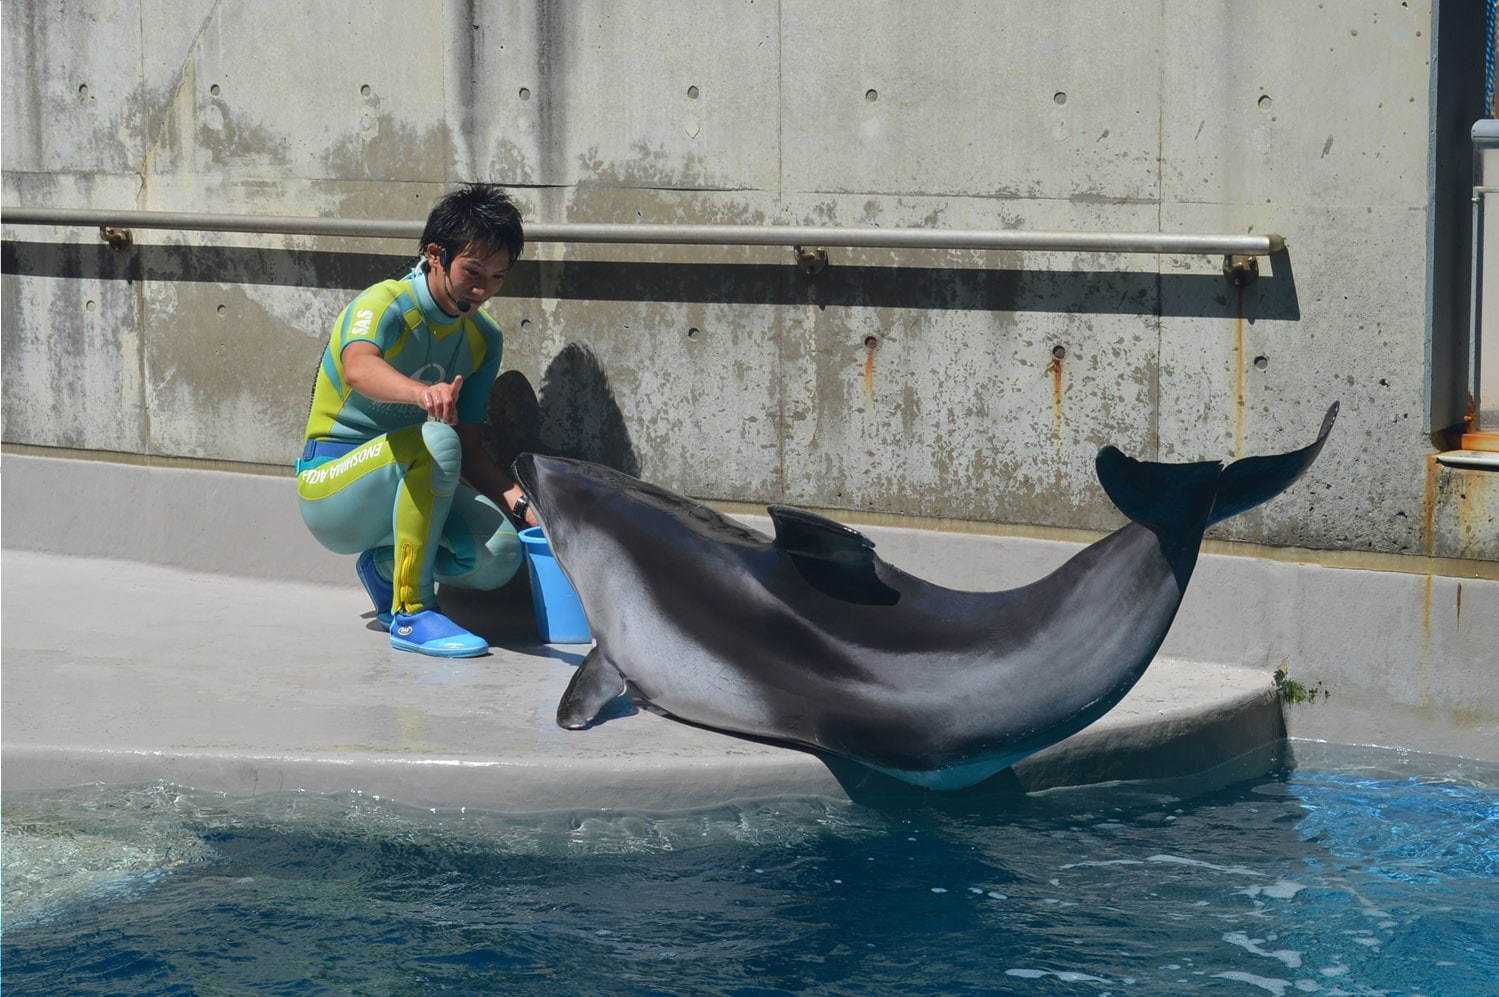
[
  {"x1": 1, "y1": 242, "x2": 1300, "y2": 321},
  {"x1": 511, "y1": 256, "x2": 1299, "y2": 322},
  {"x1": 484, "y1": 344, "x2": 640, "y2": 478},
  {"x1": 450, "y1": 344, "x2": 640, "y2": 644}
]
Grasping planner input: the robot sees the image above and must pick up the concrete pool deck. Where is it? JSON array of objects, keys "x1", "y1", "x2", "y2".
[
  {"x1": 0, "y1": 549, "x2": 1286, "y2": 811},
  {"x1": 3, "y1": 453, "x2": 1495, "y2": 811}
]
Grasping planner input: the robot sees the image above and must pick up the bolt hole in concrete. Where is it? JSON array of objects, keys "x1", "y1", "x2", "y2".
[
  {"x1": 1258, "y1": 94, "x2": 1273, "y2": 110},
  {"x1": 865, "y1": 88, "x2": 878, "y2": 102},
  {"x1": 1254, "y1": 355, "x2": 1268, "y2": 370},
  {"x1": 1052, "y1": 345, "x2": 1067, "y2": 360},
  {"x1": 85, "y1": 300, "x2": 96, "y2": 312},
  {"x1": 217, "y1": 305, "x2": 227, "y2": 317},
  {"x1": 689, "y1": 327, "x2": 701, "y2": 340},
  {"x1": 360, "y1": 84, "x2": 371, "y2": 97},
  {"x1": 864, "y1": 335, "x2": 879, "y2": 349},
  {"x1": 78, "y1": 83, "x2": 88, "y2": 98},
  {"x1": 210, "y1": 84, "x2": 220, "y2": 96},
  {"x1": 520, "y1": 318, "x2": 531, "y2": 331},
  {"x1": 687, "y1": 85, "x2": 700, "y2": 100},
  {"x1": 519, "y1": 87, "x2": 531, "y2": 102},
  {"x1": 1053, "y1": 91, "x2": 1067, "y2": 105}
]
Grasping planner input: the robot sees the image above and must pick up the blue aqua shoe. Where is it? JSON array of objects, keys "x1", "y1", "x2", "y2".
[
  {"x1": 389, "y1": 610, "x2": 489, "y2": 658},
  {"x1": 356, "y1": 550, "x2": 394, "y2": 630}
]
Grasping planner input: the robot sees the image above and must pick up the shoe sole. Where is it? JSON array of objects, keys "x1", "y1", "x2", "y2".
[{"x1": 390, "y1": 636, "x2": 489, "y2": 658}]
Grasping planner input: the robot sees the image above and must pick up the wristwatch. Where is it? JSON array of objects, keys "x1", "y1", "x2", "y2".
[{"x1": 509, "y1": 494, "x2": 530, "y2": 527}]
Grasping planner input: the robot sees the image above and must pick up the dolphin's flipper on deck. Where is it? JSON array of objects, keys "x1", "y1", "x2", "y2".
[{"x1": 557, "y1": 648, "x2": 629, "y2": 730}]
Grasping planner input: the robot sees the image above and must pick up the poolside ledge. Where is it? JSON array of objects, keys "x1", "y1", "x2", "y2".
[
  {"x1": 1, "y1": 545, "x2": 1286, "y2": 810},
  {"x1": 4, "y1": 453, "x2": 1493, "y2": 811}
]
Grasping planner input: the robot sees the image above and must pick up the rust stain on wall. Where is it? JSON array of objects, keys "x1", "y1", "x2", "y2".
[
  {"x1": 863, "y1": 335, "x2": 877, "y2": 403},
  {"x1": 1421, "y1": 453, "x2": 1439, "y2": 557},
  {"x1": 1421, "y1": 573, "x2": 1434, "y2": 645},
  {"x1": 1047, "y1": 346, "x2": 1065, "y2": 441},
  {"x1": 1454, "y1": 468, "x2": 1491, "y2": 554},
  {"x1": 1417, "y1": 459, "x2": 1497, "y2": 560},
  {"x1": 1233, "y1": 287, "x2": 1246, "y2": 459}
]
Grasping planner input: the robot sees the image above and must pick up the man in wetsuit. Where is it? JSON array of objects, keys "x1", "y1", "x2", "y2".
[{"x1": 296, "y1": 184, "x2": 538, "y2": 657}]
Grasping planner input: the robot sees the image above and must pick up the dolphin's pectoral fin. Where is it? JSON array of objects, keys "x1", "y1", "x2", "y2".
[
  {"x1": 767, "y1": 506, "x2": 900, "y2": 606},
  {"x1": 557, "y1": 648, "x2": 629, "y2": 730}
]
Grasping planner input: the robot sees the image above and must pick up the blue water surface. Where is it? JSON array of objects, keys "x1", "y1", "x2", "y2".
[{"x1": 3, "y1": 745, "x2": 1496, "y2": 995}]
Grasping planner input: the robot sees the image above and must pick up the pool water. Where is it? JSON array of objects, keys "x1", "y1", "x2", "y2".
[{"x1": 3, "y1": 745, "x2": 1496, "y2": 996}]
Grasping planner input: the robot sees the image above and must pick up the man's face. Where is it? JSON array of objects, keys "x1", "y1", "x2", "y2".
[{"x1": 427, "y1": 242, "x2": 513, "y2": 313}]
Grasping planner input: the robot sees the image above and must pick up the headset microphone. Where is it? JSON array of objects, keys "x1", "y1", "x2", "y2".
[{"x1": 439, "y1": 249, "x2": 471, "y2": 312}]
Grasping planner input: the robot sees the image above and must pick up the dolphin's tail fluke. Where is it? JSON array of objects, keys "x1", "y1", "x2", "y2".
[
  {"x1": 1096, "y1": 402, "x2": 1338, "y2": 535},
  {"x1": 1204, "y1": 401, "x2": 1338, "y2": 526}
]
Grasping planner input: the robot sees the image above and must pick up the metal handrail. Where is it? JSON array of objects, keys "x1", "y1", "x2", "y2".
[{"x1": 0, "y1": 206, "x2": 1285, "y2": 256}]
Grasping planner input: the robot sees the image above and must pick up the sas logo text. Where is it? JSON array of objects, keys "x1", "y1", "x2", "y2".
[{"x1": 349, "y1": 309, "x2": 375, "y2": 338}]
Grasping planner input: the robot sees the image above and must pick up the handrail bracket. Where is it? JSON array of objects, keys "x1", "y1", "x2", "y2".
[
  {"x1": 100, "y1": 226, "x2": 132, "y2": 250},
  {"x1": 794, "y1": 245, "x2": 828, "y2": 276},
  {"x1": 1222, "y1": 254, "x2": 1259, "y2": 287}
]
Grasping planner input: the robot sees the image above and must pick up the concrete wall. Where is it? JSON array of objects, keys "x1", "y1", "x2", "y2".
[{"x1": 3, "y1": 0, "x2": 1495, "y2": 562}]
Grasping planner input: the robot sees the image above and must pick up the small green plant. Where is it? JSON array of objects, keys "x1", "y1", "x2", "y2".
[{"x1": 1273, "y1": 664, "x2": 1328, "y2": 704}]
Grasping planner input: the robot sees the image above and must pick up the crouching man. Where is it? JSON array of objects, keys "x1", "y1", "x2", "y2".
[{"x1": 296, "y1": 184, "x2": 538, "y2": 657}]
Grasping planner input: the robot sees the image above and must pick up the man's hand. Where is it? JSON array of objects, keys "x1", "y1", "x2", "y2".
[{"x1": 418, "y1": 374, "x2": 464, "y2": 426}]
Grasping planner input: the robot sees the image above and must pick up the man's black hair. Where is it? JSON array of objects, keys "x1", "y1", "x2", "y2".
[{"x1": 419, "y1": 183, "x2": 525, "y2": 268}]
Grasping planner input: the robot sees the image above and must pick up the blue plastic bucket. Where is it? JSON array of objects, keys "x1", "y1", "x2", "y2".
[{"x1": 518, "y1": 526, "x2": 592, "y2": 644}]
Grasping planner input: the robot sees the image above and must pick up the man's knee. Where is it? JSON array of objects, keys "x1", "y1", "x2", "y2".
[{"x1": 420, "y1": 420, "x2": 462, "y2": 466}]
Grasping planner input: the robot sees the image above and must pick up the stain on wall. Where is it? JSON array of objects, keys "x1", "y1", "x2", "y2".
[{"x1": 1, "y1": 0, "x2": 1493, "y2": 560}]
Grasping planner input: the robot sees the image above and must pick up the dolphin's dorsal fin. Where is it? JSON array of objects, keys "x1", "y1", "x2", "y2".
[
  {"x1": 767, "y1": 506, "x2": 899, "y2": 605},
  {"x1": 769, "y1": 506, "x2": 876, "y2": 559}
]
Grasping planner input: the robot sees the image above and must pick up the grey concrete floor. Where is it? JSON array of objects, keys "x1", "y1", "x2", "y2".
[{"x1": 2, "y1": 549, "x2": 1286, "y2": 812}]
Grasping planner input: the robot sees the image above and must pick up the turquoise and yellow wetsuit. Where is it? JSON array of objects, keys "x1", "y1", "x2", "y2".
[{"x1": 296, "y1": 264, "x2": 521, "y2": 617}]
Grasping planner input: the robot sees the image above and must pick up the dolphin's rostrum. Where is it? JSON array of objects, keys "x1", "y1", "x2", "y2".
[{"x1": 511, "y1": 403, "x2": 1338, "y2": 790}]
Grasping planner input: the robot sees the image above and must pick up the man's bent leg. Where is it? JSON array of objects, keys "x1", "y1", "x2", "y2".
[
  {"x1": 385, "y1": 423, "x2": 487, "y2": 657},
  {"x1": 385, "y1": 422, "x2": 463, "y2": 615},
  {"x1": 297, "y1": 425, "x2": 487, "y2": 657},
  {"x1": 297, "y1": 435, "x2": 406, "y2": 556},
  {"x1": 298, "y1": 435, "x2": 407, "y2": 627},
  {"x1": 434, "y1": 486, "x2": 524, "y2": 592}
]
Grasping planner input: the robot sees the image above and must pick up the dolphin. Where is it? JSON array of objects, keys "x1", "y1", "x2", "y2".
[{"x1": 511, "y1": 403, "x2": 1337, "y2": 790}]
